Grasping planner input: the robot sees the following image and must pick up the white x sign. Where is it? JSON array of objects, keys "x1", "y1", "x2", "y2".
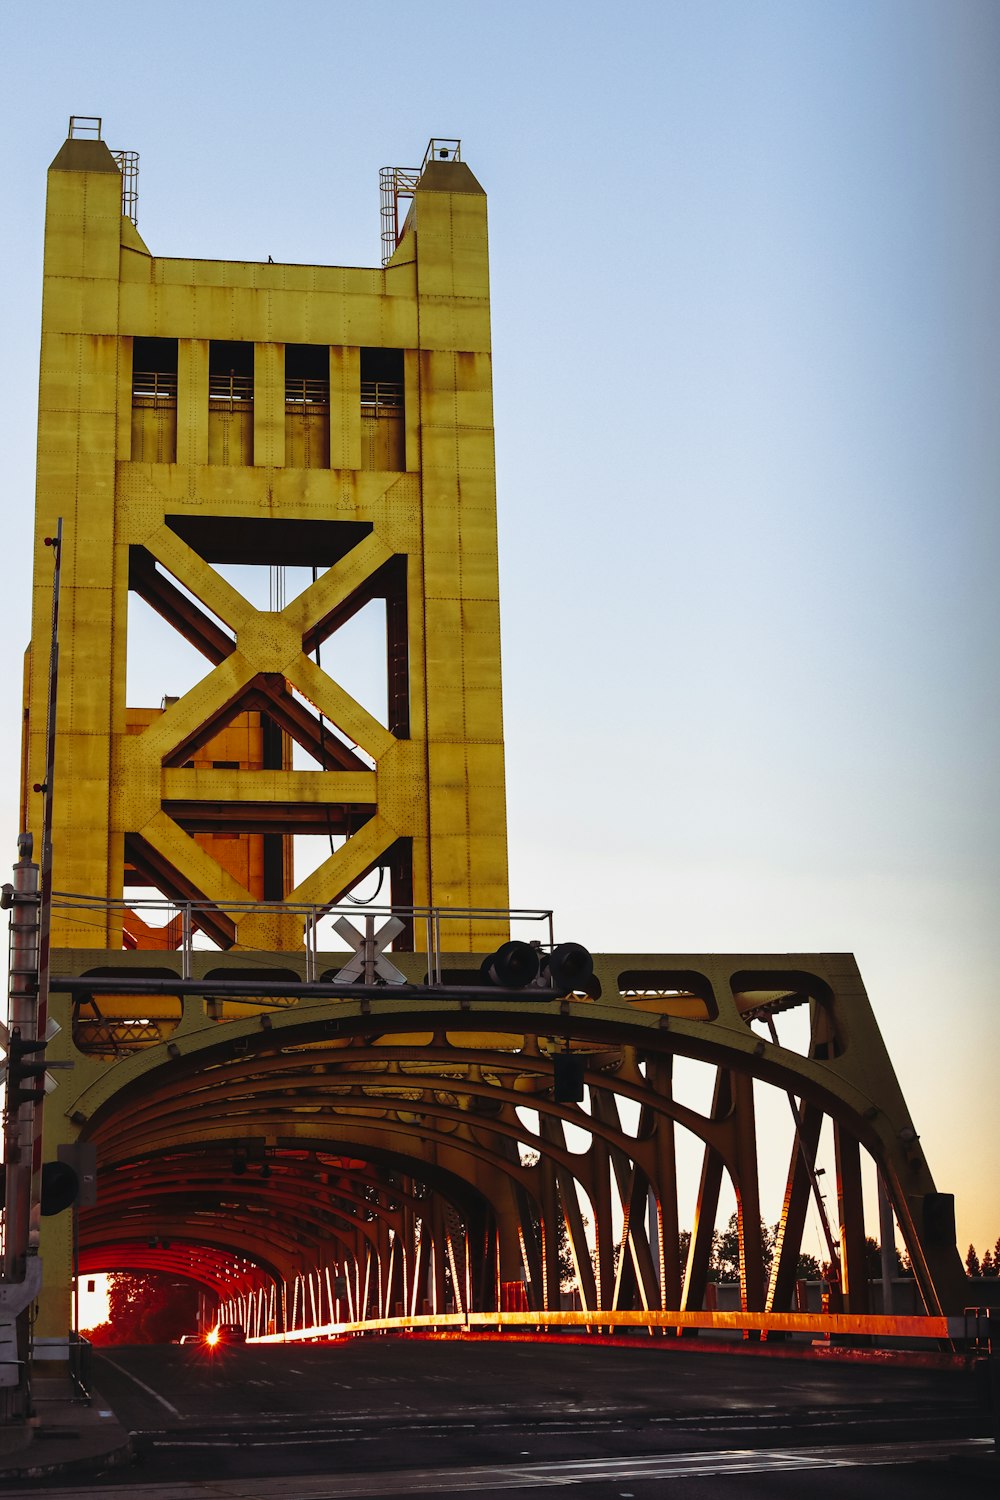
[{"x1": 333, "y1": 915, "x2": 407, "y2": 985}]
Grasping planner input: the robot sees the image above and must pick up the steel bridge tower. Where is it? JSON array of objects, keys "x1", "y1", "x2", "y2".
[
  {"x1": 7, "y1": 121, "x2": 967, "y2": 1373},
  {"x1": 23, "y1": 121, "x2": 508, "y2": 957}
]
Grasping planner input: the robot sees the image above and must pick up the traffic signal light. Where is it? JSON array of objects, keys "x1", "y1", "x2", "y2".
[
  {"x1": 481, "y1": 941, "x2": 539, "y2": 988},
  {"x1": 5, "y1": 1027, "x2": 47, "y2": 1111},
  {"x1": 41, "y1": 1160, "x2": 78, "y2": 1216},
  {"x1": 539, "y1": 943, "x2": 594, "y2": 994},
  {"x1": 480, "y1": 942, "x2": 595, "y2": 995},
  {"x1": 552, "y1": 1053, "x2": 586, "y2": 1103}
]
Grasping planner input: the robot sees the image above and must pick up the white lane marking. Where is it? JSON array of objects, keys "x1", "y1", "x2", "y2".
[
  {"x1": 151, "y1": 1424, "x2": 479, "y2": 1448},
  {"x1": 0, "y1": 1439, "x2": 990, "y2": 1499},
  {"x1": 95, "y1": 1353, "x2": 182, "y2": 1417}
]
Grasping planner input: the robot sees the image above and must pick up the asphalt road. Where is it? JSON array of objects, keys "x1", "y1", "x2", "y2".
[{"x1": 9, "y1": 1339, "x2": 996, "y2": 1497}]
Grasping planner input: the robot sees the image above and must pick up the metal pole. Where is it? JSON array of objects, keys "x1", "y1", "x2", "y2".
[
  {"x1": 305, "y1": 911, "x2": 316, "y2": 983},
  {"x1": 181, "y1": 904, "x2": 192, "y2": 981},
  {"x1": 2, "y1": 839, "x2": 41, "y2": 1280},
  {"x1": 72, "y1": 1203, "x2": 79, "y2": 1339},
  {"x1": 877, "y1": 1169, "x2": 896, "y2": 1316},
  {"x1": 766, "y1": 1017, "x2": 840, "y2": 1271},
  {"x1": 30, "y1": 520, "x2": 64, "y2": 1249}
]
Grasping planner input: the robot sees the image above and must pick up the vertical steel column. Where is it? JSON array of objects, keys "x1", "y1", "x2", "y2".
[
  {"x1": 539, "y1": 1112, "x2": 596, "y2": 1310},
  {"x1": 401, "y1": 1183, "x2": 416, "y2": 1315},
  {"x1": 731, "y1": 1071, "x2": 766, "y2": 1314},
  {"x1": 647, "y1": 1056, "x2": 682, "y2": 1310},
  {"x1": 877, "y1": 1169, "x2": 896, "y2": 1315},
  {"x1": 590, "y1": 1135, "x2": 615, "y2": 1312},
  {"x1": 833, "y1": 1122, "x2": 869, "y2": 1313},
  {"x1": 767, "y1": 1099, "x2": 824, "y2": 1311},
  {"x1": 509, "y1": 1170, "x2": 543, "y2": 1311},
  {"x1": 681, "y1": 1068, "x2": 731, "y2": 1314},
  {"x1": 539, "y1": 1150, "x2": 561, "y2": 1312},
  {"x1": 445, "y1": 1221, "x2": 464, "y2": 1314},
  {"x1": 377, "y1": 1212, "x2": 393, "y2": 1317},
  {"x1": 428, "y1": 1197, "x2": 446, "y2": 1315},
  {"x1": 410, "y1": 1219, "x2": 431, "y2": 1316},
  {"x1": 590, "y1": 1086, "x2": 660, "y2": 1310}
]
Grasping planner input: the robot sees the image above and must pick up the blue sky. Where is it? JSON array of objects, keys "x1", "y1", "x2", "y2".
[{"x1": 1, "y1": 0, "x2": 998, "y2": 1257}]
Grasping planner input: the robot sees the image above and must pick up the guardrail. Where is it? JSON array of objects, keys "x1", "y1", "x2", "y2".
[
  {"x1": 249, "y1": 1307, "x2": 958, "y2": 1347},
  {"x1": 49, "y1": 893, "x2": 555, "y2": 984},
  {"x1": 69, "y1": 1332, "x2": 92, "y2": 1402}
]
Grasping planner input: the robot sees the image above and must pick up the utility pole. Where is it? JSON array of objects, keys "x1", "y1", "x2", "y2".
[{"x1": 0, "y1": 524, "x2": 62, "y2": 1410}]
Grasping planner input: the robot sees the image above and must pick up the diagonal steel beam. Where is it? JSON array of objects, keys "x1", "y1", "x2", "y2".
[
  {"x1": 144, "y1": 524, "x2": 257, "y2": 637},
  {"x1": 128, "y1": 547, "x2": 235, "y2": 665}
]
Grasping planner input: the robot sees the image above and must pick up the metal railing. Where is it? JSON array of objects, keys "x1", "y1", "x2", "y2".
[
  {"x1": 111, "y1": 150, "x2": 139, "y2": 226},
  {"x1": 208, "y1": 373, "x2": 254, "y2": 404},
  {"x1": 73, "y1": 1018, "x2": 177, "y2": 1055},
  {"x1": 132, "y1": 370, "x2": 177, "y2": 403},
  {"x1": 69, "y1": 116, "x2": 102, "y2": 139},
  {"x1": 379, "y1": 140, "x2": 462, "y2": 265},
  {"x1": 68, "y1": 1332, "x2": 92, "y2": 1402},
  {"x1": 49, "y1": 892, "x2": 554, "y2": 986},
  {"x1": 360, "y1": 380, "x2": 403, "y2": 412},
  {"x1": 285, "y1": 378, "x2": 330, "y2": 405},
  {"x1": 67, "y1": 119, "x2": 139, "y2": 225},
  {"x1": 246, "y1": 1306, "x2": 962, "y2": 1350}
]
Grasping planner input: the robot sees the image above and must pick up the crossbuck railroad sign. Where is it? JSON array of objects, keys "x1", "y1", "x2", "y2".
[{"x1": 332, "y1": 915, "x2": 408, "y2": 986}]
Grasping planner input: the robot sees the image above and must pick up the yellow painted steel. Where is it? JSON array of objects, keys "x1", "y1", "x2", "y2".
[
  {"x1": 251, "y1": 1308, "x2": 955, "y2": 1343},
  {"x1": 21, "y1": 128, "x2": 968, "y2": 1361},
  {"x1": 24, "y1": 132, "x2": 509, "y2": 960},
  {"x1": 23, "y1": 126, "x2": 509, "y2": 1353}
]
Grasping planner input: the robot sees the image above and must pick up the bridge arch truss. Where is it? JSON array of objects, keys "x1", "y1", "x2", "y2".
[{"x1": 58, "y1": 947, "x2": 965, "y2": 1331}]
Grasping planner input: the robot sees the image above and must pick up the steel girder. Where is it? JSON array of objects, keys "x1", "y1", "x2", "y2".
[{"x1": 46, "y1": 949, "x2": 967, "y2": 1332}]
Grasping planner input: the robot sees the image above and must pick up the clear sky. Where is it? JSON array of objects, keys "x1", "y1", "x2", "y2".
[{"x1": 1, "y1": 0, "x2": 997, "y2": 1263}]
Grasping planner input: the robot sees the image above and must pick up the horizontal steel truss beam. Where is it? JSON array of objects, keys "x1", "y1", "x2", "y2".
[
  {"x1": 162, "y1": 800, "x2": 375, "y2": 835},
  {"x1": 161, "y1": 672, "x2": 368, "y2": 772},
  {"x1": 54, "y1": 977, "x2": 561, "y2": 1002}
]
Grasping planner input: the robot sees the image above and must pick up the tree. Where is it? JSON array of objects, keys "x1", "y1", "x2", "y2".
[
  {"x1": 981, "y1": 1249, "x2": 997, "y2": 1278},
  {"x1": 81, "y1": 1273, "x2": 199, "y2": 1344},
  {"x1": 966, "y1": 1244, "x2": 981, "y2": 1277},
  {"x1": 83, "y1": 1320, "x2": 114, "y2": 1346},
  {"x1": 515, "y1": 1178, "x2": 581, "y2": 1296},
  {"x1": 676, "y1": 1226, "x2": 720, "y2": 1281},
  {"x1": 793, "y1": 1251, "x2": 823, "y2": 1279},
  {"x1": 714, "y1": 1214, "x2": 777, "y2": 1282}
]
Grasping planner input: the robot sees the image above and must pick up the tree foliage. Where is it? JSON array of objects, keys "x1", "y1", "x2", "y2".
[
  {"x1": 672, "y1": 1216, "x2": 912, "y2": 1285},
  {"x1": 965, "y1": 1241, "x2": 999, "y2": 1278},
  {"x1": 677, "y1": 1215, "x2": 822, "y2": 1284},
  {"x1": 82, "y1": 1274, "x2": 199, "y2": 1345}
]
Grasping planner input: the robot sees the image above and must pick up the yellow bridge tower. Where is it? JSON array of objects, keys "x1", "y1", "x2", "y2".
[
  {"x1": 24, "y1": 120, "x2": 509, "y2": 956},
  {"x1": 7, "y1": 120, "x2": 966, "y2": 1374}
]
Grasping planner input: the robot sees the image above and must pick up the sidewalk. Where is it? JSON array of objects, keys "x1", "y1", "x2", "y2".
[{"x1": 0, "y1": 1377, "x2": 133, "y2": 1480}]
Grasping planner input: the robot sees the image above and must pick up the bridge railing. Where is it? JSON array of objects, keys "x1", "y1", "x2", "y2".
[
  {"x1": 247, "y1": 1307, "x2": 963, "y2": 1351},
  {"x1": 48, "y1": 893, "x2": 555, "y2": 983}
]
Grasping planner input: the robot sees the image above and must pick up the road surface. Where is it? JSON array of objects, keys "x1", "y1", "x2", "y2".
[{"x1": 7, "y1": 1338, "x2": 994, "y2": 1496}]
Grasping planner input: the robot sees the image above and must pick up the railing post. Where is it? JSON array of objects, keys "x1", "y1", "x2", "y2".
[
  {"x1": 988, "y1": 1310, "x2": 1000, "y2": 1455},
  {"x1": 304, "y1": 911, "x2": 314, "y2": 982},
  {"x1": 181, "y1": 904, "x2": 192, "y2": 981}
]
